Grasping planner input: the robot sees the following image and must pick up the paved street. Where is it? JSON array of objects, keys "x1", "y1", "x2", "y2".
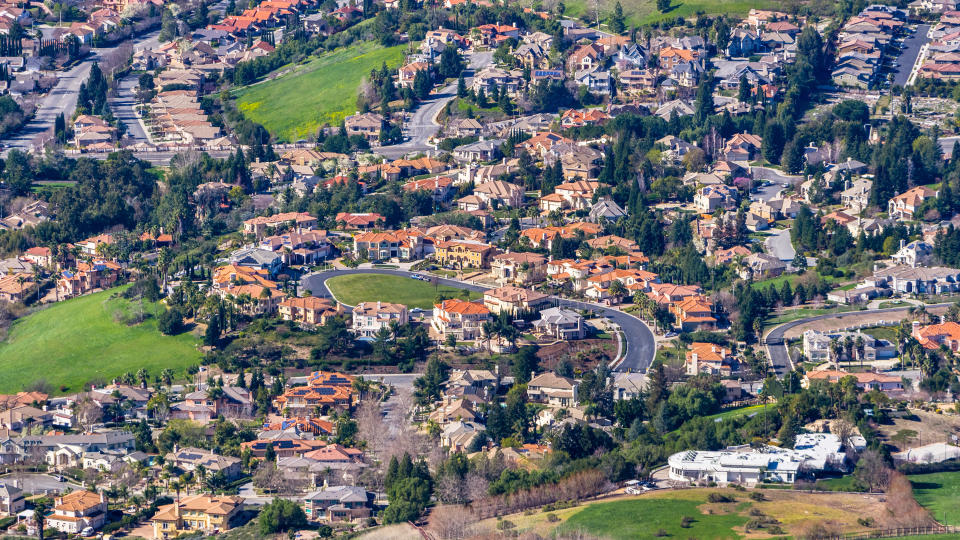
[
  {"x1": 751, "y1": 166, "x2": 802, "y2": 189},
  {"x1": 0, "y1": 473, "x2": 81, "y2": 495},
  {"x1": 0, "y1": 30, "x2": 161, "y2": 156},
  {"x1": 301, "y1": 268, "x2": 656, "y2": 373},
  {"x1": 893, "y1": 24, "x2": 930, "y2": 87},
  {"x1": 376, "y1": 51, "x2": 493, "y2": 159},
  {"x1": 110, "y1": 72, "x2": 151, "y2": 144}
]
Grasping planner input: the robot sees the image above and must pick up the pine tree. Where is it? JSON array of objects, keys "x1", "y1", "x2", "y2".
[
  {"x1": 456, "y1": 74, "x2": 467, "y2": 98},
  {"x1": 610, "y1": 1, "x2": 626, "y2": 34}
]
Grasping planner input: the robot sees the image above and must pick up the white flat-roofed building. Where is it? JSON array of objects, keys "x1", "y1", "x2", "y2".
[{"x1": 667, "y1": 433, "x2": 846, "y2": 485}]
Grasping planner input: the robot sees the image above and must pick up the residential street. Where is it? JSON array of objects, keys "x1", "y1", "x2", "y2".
[
  {"x1": 893, "y1": 23, "x2": 930, "y2": 87},
  {"x1": 301, "y1": 268, "x2": 657, "y2": 374},
  {"x1": 0, "y1": 30, "x2": 161, "y2": 156},
  {"x1": 375, "y1": 51, "x2": 493, "y2": 159}
]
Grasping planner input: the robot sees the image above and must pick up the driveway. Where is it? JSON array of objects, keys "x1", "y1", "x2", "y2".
[
  {"x1": 301, "y1": 268, "x2": 656, "y2": 374},
  {"x1": 765, "y1": 228, "x2": 796, "y2": 261}
]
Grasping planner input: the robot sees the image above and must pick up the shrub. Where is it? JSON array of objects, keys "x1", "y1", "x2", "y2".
[
  {"x1": 546, "y1": 513, "x2": 560, "y2": 523},
  {"x1": 680, "y1": 516, "x2": 694, "y2": 528},
  {"x1": 156, "y1": 306, "x2": 184, "y2": 335},
  {"x1": 654, "y1": 529, "x2": 669, "y2": 537},
  {"x1": 857, "y1": 517, "x2": 876, "y2": 527},
  {"x1": 497, "y1": 519, "x2": 515, "y2": 530},
  {"x1": 749, "y1": 491, "x2": 765, "y2": 501},
  {"x1": 707, "y1": 493, "x2": 734, "y2": 503}
]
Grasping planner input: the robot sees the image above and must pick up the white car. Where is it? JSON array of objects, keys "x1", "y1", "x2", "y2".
[{"x1": 80, "y1": 527, "x2": 96, "y2": 537}]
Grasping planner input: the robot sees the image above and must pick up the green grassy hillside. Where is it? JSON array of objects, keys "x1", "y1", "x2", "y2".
[
  {"x1": 233, "y1": 42, "x2": 406, "y2": 142},
  {"x1": 552, "y1": 0, "x2": 776, "y2": 27},
  {"x1": 0, "y1": 286, "x2": 201, "y2": 394}
]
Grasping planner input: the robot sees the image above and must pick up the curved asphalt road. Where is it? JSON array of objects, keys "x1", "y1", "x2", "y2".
[
  {"x1": 301, "y1": 268, "x2": 656, "y2": 374},
  {"x1": 764, "y1": 302, "x2": 953, "y2": 376}
]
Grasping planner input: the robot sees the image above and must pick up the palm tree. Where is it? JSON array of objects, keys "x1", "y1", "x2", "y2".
[
  {"x1": 161, "y1": 368, "x2": 174, "y2": 390},
  {"x1": 34, "y1": 499, "x2": 49, "y2": 540},
  {"x1": 351, "y1": 377, "x2": 371, "y2": 401},
  {"x1": 843, "y1": 336, "x2": 854, "y2": 366},
  {"x1": 195, "y1": 464, "x2": 207, "y2": 492},
  {"x1": 829, "y1": 339, "x2": 841, "y2": 366},
  {"x1": 136, "y1": 368, "x2": 149, "y2": 389},
  {"x1": 855, "y1": 335, "x2": 865, "y2": 369},
  {"x1": 170, "y1": 480, "x2": 183, "y2": 507}
]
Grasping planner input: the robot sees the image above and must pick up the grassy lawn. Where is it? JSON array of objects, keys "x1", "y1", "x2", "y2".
[
  {"x1": 764, "y1": 305, "x2": 859, "y2": 328},
  {"x1": 860, "y1": 325, "x2": 899, "y2": 344},
  {"x1": 560, "y1": 491, "x2": 749, "y2": 540},
  {"x1": 232, "y1": 41, "x2": 406, "y2": 141},
  {"x1": 751, "y1": 273, "x2": 841, "y2": 292},
  {"x1": 814, "y1": 475, "x2": 866, "y2": 492},
  {"x1": 0, "y1": 286, "x2": 201, "y2": 394},
  {"x1": 325, "y1": 274, "x2": 480, "y2": 309},
  {"x1": 554, "y1": 0, "x2": 775, "y2": 26},
  {"x1": 878, "y1": 300, "x2": 912, "y2": 309},
  {"x1": 703, "y1": 404, "x2": 767, "y2": 423},
  {"x1": 910, "y1": 472, "x2": 960, "y2": 525}
]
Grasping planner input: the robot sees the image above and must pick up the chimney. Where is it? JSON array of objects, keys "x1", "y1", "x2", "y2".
[{"x1": 912, "y1": 320, "x2": 920, "y2": 333}]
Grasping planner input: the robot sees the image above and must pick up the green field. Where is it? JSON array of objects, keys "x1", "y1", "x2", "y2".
[
  {"x1": 233, "y1": 41, "x2": 406, "y2": 141},
  {"x1": 560, "y1": 492, "x2": 748, "y2": 539},
  {"x1": 0, "y1": 286, "x2": 201, "y2": 394},
  {"x1": 552, "y1": 0, "x2": 775, "y2": 26},
  {"x1": 324, "y1": 274, "x2": 481, "y2": 309},
  {"x1": 910, "y1": 472, "x2": 960, "y2": 525}
]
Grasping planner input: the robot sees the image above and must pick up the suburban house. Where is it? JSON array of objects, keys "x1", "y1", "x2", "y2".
[
  {"x1": 672, "y1": 296, "x2": 717, "y2": 332},
  {"x1": 695, "y1": 184, "x2": 739, "y2": 213},
  {"x1": 242, "y1": 212, "x2": 317, "y2": 237},
  {"x1": 533, "y1": 307, "x2": 586, "y2": 340},
  {"x1": 432, "y1": 299, "x2": 491, "y2": 341},
  {"x1": 802, "y1": 330, "x2": 894, "y2": 362},
  {"x1": 527, "y1": 373, "x2": 578, "y2": 407},
  {"x1": 351, "y1": 301, "x2": 409, "y2": 338},
  {"x1": 482, "y1": 285, "x2": 550, "y2": 315},
  {"x1": 472, "y1": 180, "x2": 524, "y2": 208},
  {"x1": 888, "y1": 186, "x2": 938, "y2": 220},
  {"x1": 170, "y1": 387, "x2": 253, "y2": 421},
  {"x1": 0, "y1": 483, "x2": 24, "y2": 516},
  {"x1": 47, "y1": 490, "x2": 108, "y2": 534},
  {"x1": 303, "y1": 486, "x2": 374, "y2": 523},
  {"x1": 913, "y1": 320, "x2": 960, "y2": 351},
  {"x1": 272, "y1": 371, "x2": 355, "y2": 414},
  {"x1": 165, "y1": 447, "x2": 243, "y2": 479},
  {"x1": 278, "y1": 297, "x2": 341, "y2": 327},
  {"x1": 353, "y1": 230, "x2": 429, "y2": 261},
  {"x1": 434, "y1": 240, "x2": 497, "y2": 268},
  {"x1": 151, "y1": 495, "x2": 243, "y2": 539},
  {"x1": 685, "y1": 342, "x2": 735, "y2": 376},
  {"x1": 803, "y1": 370, "x2": 903, "y2": 394},
  {"x1": 344, "y1": 112, "x2": 384, "y2": 142},
  {"x1": 491, "y1": 252, "x2": 547, "y2": 285}
]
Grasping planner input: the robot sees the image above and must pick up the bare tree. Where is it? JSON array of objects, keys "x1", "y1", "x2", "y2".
[
  {"x1": 854, "y1": 449, "x2": 891, "y2": 492},
  {"x1": 427, "y1": 504, "x2": 477, "y2": 540},
  {"x1": 74, "y1": 395, "x2": 103, "y2": 433}
]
